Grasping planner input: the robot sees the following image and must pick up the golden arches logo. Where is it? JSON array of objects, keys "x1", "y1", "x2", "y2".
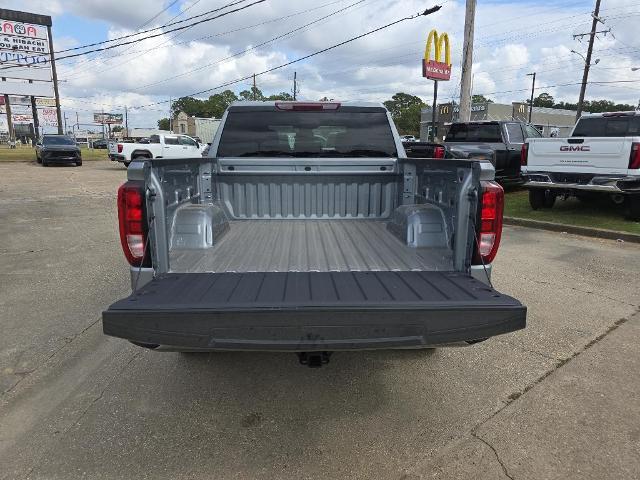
[
  {"x1": 422, "y1": 29, "x2": 452, "y2": 81},
  {"x1": 424, "y1": 30, "x2": 451, "y2": 66}
]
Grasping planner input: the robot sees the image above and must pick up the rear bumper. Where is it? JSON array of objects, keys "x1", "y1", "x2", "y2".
[
  {"x1": 109, "y1": 154, "x2": 125, "y2": 162},
  {"x1": 103, "y1": 309, "x2": 525, "y2": 351},
  {"x1": 525, "y1": 173, "x2": 640, "y2": 193},
  {"x1": 103, "y1": 271, "x2": 526, "y2": 352}
]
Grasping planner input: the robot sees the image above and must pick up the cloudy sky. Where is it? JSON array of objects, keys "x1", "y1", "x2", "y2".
[{"x1": 5, "y1": 0, "x2": 640, "y2": 128}]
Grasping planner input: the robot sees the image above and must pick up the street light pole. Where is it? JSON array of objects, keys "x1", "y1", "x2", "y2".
[{"x1": 526, "y1": 72, "x2": 536, "y2": 123}]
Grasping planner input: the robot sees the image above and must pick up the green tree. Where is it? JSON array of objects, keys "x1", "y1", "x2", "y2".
[
  {"x1": 239, "y1": 86, "x2": 265, "y2": 101},
  {"x1": 171, "y1": 96, "x2": 206, "y2": 117},
  {"x1": 384, "y1": 93, "x2": 425, "y2": 137},
  {"x1": 111, "y1": 125, "x2": 124, "y2": 133},
  {"x1": 471, "y1": 94, "x2": 494, "y2": 104},
  {"x1": 267, "y1": 92, "x2": 294, "y2": 101},
  {"x1": 157, "y1": 118, "x2": 170, "y2": 130},
  {"x1": 530, "y1": 92, "x2": 555, "y2": 108},
  {"x1": 203, "y1": 90, "x2": 238, "y2": 118}
]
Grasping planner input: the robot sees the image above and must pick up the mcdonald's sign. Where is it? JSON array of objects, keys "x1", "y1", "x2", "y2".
[{"x1": 422, "y1": 29, "x2": 452, "y2": 81}]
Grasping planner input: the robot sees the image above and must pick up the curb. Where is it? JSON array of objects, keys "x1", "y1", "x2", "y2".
[{"x1": 504, "y1": 217, "x2": 640, "y2": 244}]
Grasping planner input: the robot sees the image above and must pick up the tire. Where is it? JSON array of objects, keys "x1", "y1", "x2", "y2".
[
  {"x1": 529, "y1": 189, "x2": 545, "y2": 210},
  {"x1": 123, "y1": 161, "x2": 131, "y2": 168},
  {"x1": 36, "y1": 155, "x2": 41, "y2": 164},
  {"x1": 625, "y1": 196, "x2": 640, "y2": 221},
  {"x1": 42, "y1": 159, "x2": 48, "y2": 167},
  {"x1": 76, "y1": 161, "x2": 82, "y2": 167},
  {"x1": 529, "y1": 189, "x2": 555, "y2": 210}
]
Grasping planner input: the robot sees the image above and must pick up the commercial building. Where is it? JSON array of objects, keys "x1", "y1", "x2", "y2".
[
  {"x1": 420, "y1": 102, "x2": 577, "y2": 141},
  {"x1": 173, "y1": 111, "x2": 221, "y2": 143}
]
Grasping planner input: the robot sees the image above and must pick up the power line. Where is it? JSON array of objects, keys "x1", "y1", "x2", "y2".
[
  {"x1": 132, "y1": 0, "x2": 368, "y2": 91},
  {"x1": 132, "y1": 4, "x2": 444, "y2": 109},
  {"x1": 55, "y1": 0, "x2": 267, "y2": 61},
  {"x1": 54, "y1": 0, "x2": 253, "y2": 54}
]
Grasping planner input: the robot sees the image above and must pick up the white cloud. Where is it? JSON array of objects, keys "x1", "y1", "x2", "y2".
[{"x1": 39, "y1": 0, "x2": 640, "y2": 127}]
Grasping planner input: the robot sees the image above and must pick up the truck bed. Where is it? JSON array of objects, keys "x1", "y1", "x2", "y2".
[{"x1": 169, "y1": 220, "x2": 453, "y2": 273}]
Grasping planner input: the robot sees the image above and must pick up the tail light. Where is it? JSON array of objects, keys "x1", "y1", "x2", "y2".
[
  {"x1": 117, "y1": 144, "x2": 123, "y2": 153},
  {"x1": 117, "y1": 181, "x2": 149, "y2": 267},
  {"x1": 433, "y1": 145, "x2": 445, "y2": 159},
  {"x1": 473, "y1": 181, "x2": 504, "y2": 265},
  {"x1": 629, "y1": 142, "x2": 640, "y2": 170},
  {"x1": 521, "y1": 142, "x2": 529, "y2": 166}
]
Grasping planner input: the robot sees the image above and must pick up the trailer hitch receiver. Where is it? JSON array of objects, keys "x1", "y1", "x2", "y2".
[{"x1": 297, "y1": 352, "x2": 332, "y2": 368}]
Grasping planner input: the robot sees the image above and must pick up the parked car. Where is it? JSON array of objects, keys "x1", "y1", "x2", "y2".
[
  {"x1": 445, "y1": 121, "x2": 543, "y2": 184},
  {"x1": 522, "y1": 111, "x2": 640, "y2": 220},
  {"x1": 108, "y1": 133, "x2": 205, "y2": 167},
  {"x1": 36, "y1": 135, "x2": 82, "y2": 167},
  {"x1": 102, "y1": 101, "x2": 526, "y2": 367},
  {"x1": 400, "y1": 135, "x2": 417, "y2": 142},
  {"x1": 91, "y1": 138, "x2": 108, "y2": 149},
  {"x1": 201, "y1": 142, "x2": 211, "y2": 157}
]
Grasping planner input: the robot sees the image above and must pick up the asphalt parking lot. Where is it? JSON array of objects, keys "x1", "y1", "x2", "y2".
[{"x1": 1, "y1": 160, "x2": 639, "y2": 479}]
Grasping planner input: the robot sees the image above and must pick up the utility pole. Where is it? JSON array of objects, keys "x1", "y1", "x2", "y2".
[
  {"x1": 293, "y1": 71, "x2": 297, "y2": 101},
  {"x1": 30, "y1": 96, "x2": 40, "y2": 145},
  {"x1": 169, "y1": 97, "x2": 172, "y2": 132},
  {"x1": 458, "y1": 0, "x2": 476, "y2": 122},
  {"x1": 125, "y1": 106, "x2": 129, "y2": 137},
  {"x1": 575, "y1": 0, "x2": 602, "y2": 121},
  {"x1": 4, "y1": 94, "x2": 14, "y2": 145},
  {"x1": 63, "y1": 112, "x2": 68, "y2": 134},
  {"x1": 76, "y1": 111, "x2": 79, "y2": 129},
  {"x1": 252, "y1": 74, "x2": 257, "y2": 100},
  {"x1": 527, "y1": 72, "x2": 536, "y2": 123},
  {"x1": 46, "y1": 25, "x2": 63, "y2": 134}
]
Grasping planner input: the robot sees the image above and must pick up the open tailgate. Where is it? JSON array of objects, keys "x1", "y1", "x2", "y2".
[{"x1": 103, "y1": 271, "x2": 526, "y2": 351}]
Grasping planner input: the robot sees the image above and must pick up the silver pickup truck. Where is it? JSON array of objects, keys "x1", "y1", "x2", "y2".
[{"x1": 103, "y1": 101, "x2": 526, "y2": 367}]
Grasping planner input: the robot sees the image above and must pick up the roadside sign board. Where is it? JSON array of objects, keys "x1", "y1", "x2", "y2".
[
  {"x1": 93, "y1": 112, "x2": 123, "y2": 125},
  {"x1": 0, "y1": 12, "x2": 54, "y2": 95}
]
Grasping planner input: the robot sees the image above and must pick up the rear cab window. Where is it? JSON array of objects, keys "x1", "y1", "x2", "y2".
[
  {"x1": 446, "y1": 123, "x2": 503, "y2": 142},
  {"x1": 505, "y1": 123, "x2": 524, "y2": 144},
  {"x1": 572, "y1": 115, "x2": 640, "y2": 137},
  {"x1": 216, "y1": 106, "x2": 398, "y2": 157}
]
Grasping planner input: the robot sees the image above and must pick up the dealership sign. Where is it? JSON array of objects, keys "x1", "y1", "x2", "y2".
[
  {"x1": 422, "y1": 30, "x2": 452, "y2": 81},
  {"x1": 93, "y1": 112, "x2": 123, "y2": 125}
]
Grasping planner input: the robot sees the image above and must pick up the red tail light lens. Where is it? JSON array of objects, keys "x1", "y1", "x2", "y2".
[
  {"x1": 433, "y1": 145, "x2": 445, "y2": 159},
  {"x1": 521, "y1": 142, "x2": 529, "y2": 166},
  {"x1": 117, "y1": 181, "x2": 149, "y2": 266},
  {"x1": 473, "y1": 181, "x2": 504, "y2": 265},
  {"x1": 629, "y1": 142, "x2": 640, "y2": 170},
  {"x1": 117, "y1": 143, "x2": 123, "y2": 153}
]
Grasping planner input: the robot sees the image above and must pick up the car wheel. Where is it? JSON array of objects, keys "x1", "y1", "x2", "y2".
[
  {"x1": 76, "y1": 161, "x2": 82, "y2": 167},
  {"x1": 625, "y1": 196, "x2": 640, "y2": 221},
  {"x1": 42, "y1": 159, "x2": 48, "y2": 167},
  {"x1": 36, "y1": 155, "x2": 41, "y2": 164},
  {"x1": 528, "y1": 188, "x2": 545, "y2": 210},
  {"x1": 543, "y1": 191, "x2": 556, "y2": 208}
]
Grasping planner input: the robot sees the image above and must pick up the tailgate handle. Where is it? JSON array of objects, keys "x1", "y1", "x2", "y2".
[{"x1": 567, "y1": 138, "x2": 584, "y2": 144}]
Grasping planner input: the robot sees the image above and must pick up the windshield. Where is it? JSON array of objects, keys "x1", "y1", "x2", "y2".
[
  {"x1": 43, "y1": 136, "x2": 76, "y2": 146},
  {"x1": 217, "y1": 109, "x2": 397, "y2": 157},
  {"x1": 446, "y1": 123, "x2": 502, "y2": 142},
  {"x1": 572, "y1": 116, "x2": 640, "y2": 137}
]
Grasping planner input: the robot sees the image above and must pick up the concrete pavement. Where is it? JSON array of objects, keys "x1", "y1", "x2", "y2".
[{"x1": 0, "y1": 161, "x2": 638, "y2": 479}]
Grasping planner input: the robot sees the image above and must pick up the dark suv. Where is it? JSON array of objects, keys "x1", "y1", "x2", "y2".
[{"x1": 36, "y1": 135, "x2": 82, "y2": 167}]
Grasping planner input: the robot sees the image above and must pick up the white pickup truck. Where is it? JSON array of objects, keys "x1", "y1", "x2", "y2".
[
  {"x1": 108, "y1": 133, "x2": 205, "y2": 167},
  {"x1": 522, "y1": 111, "x2": 640, "y2": 220}
]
